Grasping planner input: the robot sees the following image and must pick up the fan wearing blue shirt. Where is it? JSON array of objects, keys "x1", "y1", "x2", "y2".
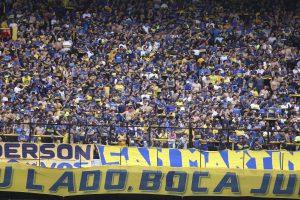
[{"x1": 18, "y1": 131, "x2": 28, "y2": 142}]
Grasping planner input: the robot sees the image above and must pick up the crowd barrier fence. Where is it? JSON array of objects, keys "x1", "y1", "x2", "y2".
[{"x1": 0, "y1": 122, "x2": 299, "y2": 151}]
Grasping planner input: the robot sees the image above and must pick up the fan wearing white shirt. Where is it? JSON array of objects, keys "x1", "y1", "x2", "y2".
[
  {"x1": 82, "y1": 13, "x2": 91, "y2": 19},
  {"x1": 14, "y1": 85, "x2": 23, "y2": 94},
  {"x1": 61, "y1": 40, "x2": 73, "y2": 52}
]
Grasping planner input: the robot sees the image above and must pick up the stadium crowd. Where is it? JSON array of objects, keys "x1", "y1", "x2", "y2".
[{"x1": 0, "y1": 0, "x2": 300, "y2": 150}]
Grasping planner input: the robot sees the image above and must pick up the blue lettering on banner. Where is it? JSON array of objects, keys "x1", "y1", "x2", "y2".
[
  {"x1": 213, "y1": 172, "x2": 239, "y2": 193},
  {"x1": 157, "y1": 148, "x2": 163, "y2": 166},
  {"x1": 264, "y1": 152, "x2": 274, "y2": 170},
  {"x1": 169, "y1": 149, "x2": 182, "y2": 167},
  {"x1": 273, "y1": 174, "x2": 296, "y2": 195},
  {"x1": 192, "y1": 172, "x2": 209, "y2": 193},
  {"x1": 57, "y1": 163, "x2": 73, "y2": 169},
  {"x1": 22, "y1": 144, "x2": 38, "y2": 159},
  {"x1": 57, "y1": 144, "x2": 73, "y2": 160},
  {"x1": 79, "y1": 171, "x2": 101, "y2": 191},
  {"x1": 40, "y1": 144, "x2": 55, "y2": 159},
  {"x1": 284, "y1": 151, "x2": 297, "y2": 171},
  {"x1": 49, "y1": 172, "x2": 75, "y2": 193},
  {"x1": 245, "y1": 155, "x2": 256, "y2": 169},
  {"x1": 75, "y1": 145, "x2": 91, "y2": 160},
  {"x1": 137, "y1": 148, "x2": 151, "y2": 166},
  {"x1": 98, "y1": 145, "x2": 121, "y2": 165},
  {"x1": 139, "y1": 170, "x2": 162, "y2": 191},
  {"x1": 165, "y1": 171, "x2": 187, "y2": 193},
  {"x1": 201, "y1": 151, "x2": 209, "y2": 168},
  {"x1": 1, "y1": 143, "x2": 92, "y2": 160},
  {"x1": 5, "y1": 143, "x2": 93, "y2": 160},
  {"x1": 40, "y1": 161, "x2": 90, "y2": 169},
  {"x1": 5, "y1": 160, "x2": 90, "y2": 169},
  {"x1": 288, "y1": 161, "x2": 294, "y2": 171},
  {"x1": 219, "y1": 151, "x2": 229, "y2": 168},
  {"x1": 74, "y1": 162, "x2": 89, "y2": 168},
  {"x1": 104, "y1": 170, "x2": 127, "y2": 190},
  {"x1": 0, "y1": 167, "x2": 12, "y2": 188},
  {"x1": 39, "y1": 162, "x2": 56, "y2": 168},
  {"x1": 7, "y1": 159, "x2": 19, "y2": 163},
  {"x1": 250, "y1": 173, "x2": 271, "y2": 194},
  {"x1": 5, "y1": 143, "x2": 20, "y2": 159},
  {"x1": 120, "y1": 148, "x2": 128, "y2": 162},
  {"x1": 187, "y1": 149, "x2": 199, "y2": 167},
  {"x1": 120, "y1": 147, "x2": 153, "y2": 166},
  {"x1": 26, "y1": 169, "x2": 43, "y2": 191}
]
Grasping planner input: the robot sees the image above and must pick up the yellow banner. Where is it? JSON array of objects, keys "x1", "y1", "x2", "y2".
[
  {"x1": 0, "y1": 163, "x2": 300, "y2": 198},
  {"x1": 97, "y1": 146, "x2": 300, "y2": 170}
]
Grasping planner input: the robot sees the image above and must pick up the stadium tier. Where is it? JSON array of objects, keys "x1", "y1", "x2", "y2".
[{"x1": 0, "y1": 0, "x2": 299, "y2": 151}]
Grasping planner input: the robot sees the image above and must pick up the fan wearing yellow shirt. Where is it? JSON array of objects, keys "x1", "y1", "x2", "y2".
[
  {"x1": 1, "y1": 19, "x2": 8, "y2": 28},
  {"x1": 209, "y1": 73, "x2": 222, "y2": 85},
  {"x1": 54, "y1": 100, "x2": 62, "y2": 109},
  {"x1": 63, "y1": 132, "x2": 69, "y2": 143},
  {"x1": 22, "y1": 75, "x2": 31, "y2": 86},
  {"x1": 118, "y1": 132, "x2": 127, "y2": 146},
  {"x1": 86, "y1": 93, "x2": 93, "y2": 101},
  {"x1": 209, "y1": 74, "x2": 218, "y2": 84},
  {"x1": 115, "y1": 84, "x2": 124, "y2": 91},
  {"x1": 107, "y1": 48, "x2": 117, "y2": 63},
  {"x1": 157, "y1": 131, "x2": 168, "y2": 147}
]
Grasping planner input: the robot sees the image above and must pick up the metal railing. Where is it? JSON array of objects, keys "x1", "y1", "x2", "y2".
[{"x1": 0, "y1": 122, "x2": 299, "y2": 151}]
